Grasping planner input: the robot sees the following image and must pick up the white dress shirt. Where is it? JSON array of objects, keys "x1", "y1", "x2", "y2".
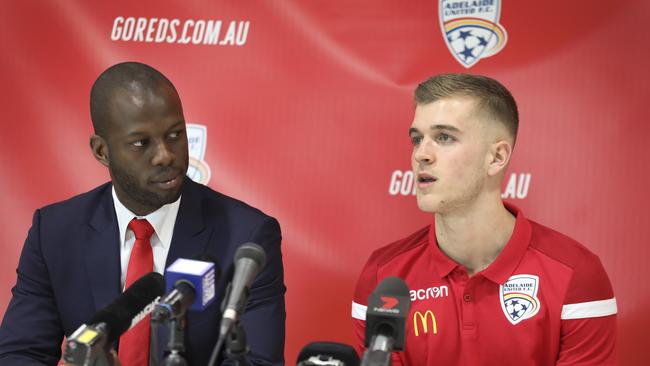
[{"x1": 112, "y1": 186, "x2": 181, "y2": 290}]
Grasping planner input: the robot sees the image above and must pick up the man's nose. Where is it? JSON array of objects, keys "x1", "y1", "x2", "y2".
[
  {"x1": 151, "y1": 140, "x2": 175, "y2": 166},
  {"x1": 413, "y1": 139, "x2": 435, "y2": 164}
]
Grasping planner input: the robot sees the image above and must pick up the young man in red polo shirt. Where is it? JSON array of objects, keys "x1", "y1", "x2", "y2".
[{"x1": 352, "y1": 74, "x2": 617, "y2": 365}]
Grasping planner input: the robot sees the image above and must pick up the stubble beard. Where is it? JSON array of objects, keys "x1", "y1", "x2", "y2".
[
  {"x1": 417, "y1": 174, "x2": 485, "y2": 215},
  {"x1": 110, "y1": 162, "x2": 182, "y2": 213}
]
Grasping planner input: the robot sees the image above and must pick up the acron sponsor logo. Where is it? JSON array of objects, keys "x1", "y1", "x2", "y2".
[
  {"x1": 388, "y1": 170, "x2": 531, "y2": 199},
  {"x1": 110, "y1": 17, "x2": 250, "y2": 46}
]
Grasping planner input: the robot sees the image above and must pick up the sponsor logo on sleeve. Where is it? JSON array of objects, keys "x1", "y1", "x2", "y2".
[
  {"x1": 500, "y1": 274, "x2": 541, "y2": 325},
  {"x1": 186, "y1": 123, "x2": 212, "y2": 185},
  {"x1": 413, "y1": 310, "x2": 438, "y2": 336},
  {"x1": 439, "y1": 0, "x2": 508, "y2": 68}
]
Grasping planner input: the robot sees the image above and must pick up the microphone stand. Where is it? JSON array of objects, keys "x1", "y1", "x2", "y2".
[
  {"x1": 224, "y1": 319, "x2": 250, "y2": 366},
  {"x1": 207, "y1": 282, "x2": 251, "y2": 366},
  {"x1": 151, "y1": 295, "x2": 190, "y2": 365},
  {"x1": 162, "y1": 316, "x2": 188, "y2": 366}
]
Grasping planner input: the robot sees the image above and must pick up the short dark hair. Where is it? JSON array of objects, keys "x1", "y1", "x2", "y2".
[
  {"x1": 90, "y1": 62, "x2": 178, "y2": 136},
  {"x1": 414, "y1": 73, "x2": 519, "y2": 142}
]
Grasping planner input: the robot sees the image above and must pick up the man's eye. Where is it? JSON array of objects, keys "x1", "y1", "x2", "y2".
[
  {"x1": 436, "y1": 133, "x2": 455, "y2": 143},
  {"x1": 131, "y1": 139, "x2": 147, "y2": 147},
  {"x1": 168, "y1": 130, "x2": 183, "y2": 139},
  {"x1": 411, "y1": 135, "x2": 423, "y2": 146}
]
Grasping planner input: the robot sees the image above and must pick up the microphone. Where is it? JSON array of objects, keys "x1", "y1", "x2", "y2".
[
  {"x1": 360, "y1": 277, "x2": 411, "y2": 366},
  {"x1": 296, "y1": 342, "x2": 360, "y2": 366},
  {"x1": 218, "y1": 242, "x2": 267, "y2": 338},
  {"x1": 207, "y1": 242, "x2": 266, "y2": 366},
  {"x1": 63, "y1": 272, "x2": 165, "y2": 366},
  {"x1": 152, "y1": 255, "x2": 220, "y2": 322}
]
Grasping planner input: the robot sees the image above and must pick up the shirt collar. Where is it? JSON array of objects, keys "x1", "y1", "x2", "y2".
[
  {"x1": 480, "y1": 203, "x2": 532, "y2": 284},
  {"x1": 428, "y1": 202, "x2": 532, "y2": 284},
  {"x1": 111, "y1": 186, "x2": 182, "y2": 250}
]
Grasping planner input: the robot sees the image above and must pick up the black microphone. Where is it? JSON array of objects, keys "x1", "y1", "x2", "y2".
[
  {"x1": 63, "y1": 272, "x2": 165, "y2": 365},
  {"x1": 152, "y1": 255, "x2": 220, "y2": 322},
  {"x1": 360, "y1": 277, "x2": 411, "y2": 366},
  {"x1": 207, "y1": 242, "x2": 267, "y2": 366},
  {"x1": 297, "y1": 341, "x2": 360, "y2": 366},
  {"x1": 218, "y1": 242, "x2": 267, "y2": 338}
]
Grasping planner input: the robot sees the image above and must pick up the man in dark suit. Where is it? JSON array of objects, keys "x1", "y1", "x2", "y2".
[{"x1": 0, "y1": 62, "x2": 285, "y2": 365}]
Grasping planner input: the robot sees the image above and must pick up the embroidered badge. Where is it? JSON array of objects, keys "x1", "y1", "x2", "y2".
[{"x1": 499, "y1": 274, "x2": 541, "y2": 325}]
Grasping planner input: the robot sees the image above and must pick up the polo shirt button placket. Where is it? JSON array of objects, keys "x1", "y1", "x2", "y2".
[
  {"x1": 461, "y1": 279, "x2": 476, "y2": 332},
  {"x1": 461, "y1": 279, "x2": 479, "y2": 365}
]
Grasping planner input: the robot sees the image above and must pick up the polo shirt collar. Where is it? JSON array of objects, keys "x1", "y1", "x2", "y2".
[{"x1": 428, "y1": 202, "x2": 532, "y2": 284}]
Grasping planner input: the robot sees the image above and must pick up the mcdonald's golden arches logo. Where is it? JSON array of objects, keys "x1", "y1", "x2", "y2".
[{"x1": 413, "y1": 310, "x2": 437, "y2": 336}]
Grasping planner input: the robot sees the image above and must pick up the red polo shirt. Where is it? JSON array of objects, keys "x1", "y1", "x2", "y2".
[{"x1": 352, "y1": 204, "x2": 617, "y2": 365}]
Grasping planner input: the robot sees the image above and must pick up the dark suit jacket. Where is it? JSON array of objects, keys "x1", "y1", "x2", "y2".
[{"x1": 0, "y1": 179, "x2": 286, "y2": 365}]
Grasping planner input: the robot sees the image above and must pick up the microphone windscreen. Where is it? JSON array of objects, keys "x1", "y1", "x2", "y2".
[
  {"x1": 364, "y1": 276, "x2": 411, "y2": 351},
  {"x1": 297, "y1": 341, "x2": 360, "y2": 366},
  {"x1": 235, "y1": 242, "x2": 266, "y2": 269},
  {"x1": 373, "y1": 276, "x2": 409, "y2": 297},
  {"x1": 89, "y1": 272, "x2": 165, "y2": 342}
]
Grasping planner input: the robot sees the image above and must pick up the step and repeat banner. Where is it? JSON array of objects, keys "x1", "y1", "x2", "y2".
[{"x1": 1, "y1": 0, "x2": 648, "y2": 364}]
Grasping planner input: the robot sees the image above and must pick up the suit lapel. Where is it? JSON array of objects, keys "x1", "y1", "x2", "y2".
[
  {"x1": 84, "y1": 184, "x2": 121, "y2": 311},
  {"x1": 81, "y1": 180, "x2": 213, "y2": 312},
  {"x1": 167, "y1": 179, "x2": 212, "y2": 266}
]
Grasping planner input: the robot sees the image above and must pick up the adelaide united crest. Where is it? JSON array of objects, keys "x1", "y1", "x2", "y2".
[
  {"x1": 186, "y1": 123, "x2": 212, "y2": 185},
  {"x1": 439, "y1": 0, "x2": 508, "y2": 68},
  {"x1": 499, "y1": 274, "x2": 541, "y2": 325}
]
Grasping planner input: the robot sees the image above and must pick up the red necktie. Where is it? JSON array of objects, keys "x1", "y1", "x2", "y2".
[{"x1": 119, "y1": 218, "x2": 155, "y2": 366}]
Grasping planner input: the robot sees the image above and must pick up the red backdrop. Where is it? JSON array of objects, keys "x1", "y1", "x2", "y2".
[{"x1": 1, "y1": 0, "x2": 648, "y2": 364}]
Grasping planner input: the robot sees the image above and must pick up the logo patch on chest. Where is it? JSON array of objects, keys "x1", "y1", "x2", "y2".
[
  {"x1": 413, "y1": 310, "x2": 438, "y2": 337},
  {"x1": 499, "y1": 274, "x2": 541, "y2": 325}
]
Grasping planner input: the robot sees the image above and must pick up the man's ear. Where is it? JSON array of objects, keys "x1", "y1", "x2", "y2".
[
  {"x1": 90, "y1": 134, "x2": 110, "y2": 167},
  {"x1": 487, "y1": 140, "x2": 512, "y2": 177}
]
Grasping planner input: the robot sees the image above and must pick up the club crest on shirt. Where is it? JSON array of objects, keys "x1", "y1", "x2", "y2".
[
  {"x1": 186, "y1": 123, "x2": 212, "y2": 185},
  {"x1": 499, "y1": 274, "x2": 541, "y2": 325},
  {"x1": 439, "y1": 0, "x2": 508, "y2": 68}
]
